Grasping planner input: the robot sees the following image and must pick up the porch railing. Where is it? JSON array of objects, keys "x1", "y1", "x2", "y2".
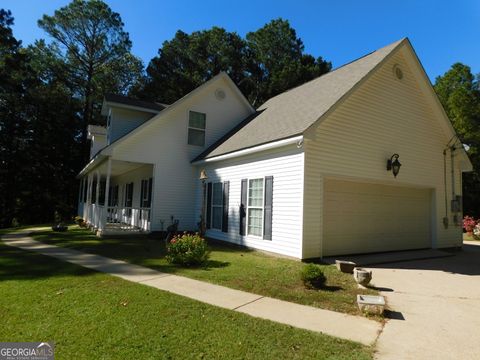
[{"x1": 84, "y1": 203, "x2": 151, "y2": 232}]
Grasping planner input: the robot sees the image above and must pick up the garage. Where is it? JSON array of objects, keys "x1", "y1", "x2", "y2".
[{"x1": 323, "y1": 179, "x2": 432, "y2": 256}]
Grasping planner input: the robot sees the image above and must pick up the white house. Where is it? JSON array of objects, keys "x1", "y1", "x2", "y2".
[{"x1": 77, "y1": 38, "x2": 472, "y2": 259}]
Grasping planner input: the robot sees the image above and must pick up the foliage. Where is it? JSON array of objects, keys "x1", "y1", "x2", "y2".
[
  {"x1": 245, "y1": 19, "x2": 331, "y2": 105},
  {"x1": 74, "y1": 216, "x2": 84, "y2": 225},
  {"x1": 434, "y1": 64, "x2": 480, "y2": 216},
  {"x1": 38, "y1": 0, "x2": 143, "y2": 156},
  {"x1": 166, "y1": 232, "x2": 209, "y2": 266},
  {"x1": 136, "y1": 27, "x2": 248, "y2": 104},
  {"x1": 0, "y1": 3, "x2": 144, "y2": 228},
  {"x1": 135, "y1": 19, "x2": 331, "y2": 106},
  {"x1": 301, "y1": 263, "x2": 327, "y2": 289},
  {"x1": 463, "y1": 215, "x2": 477, "y2": 232},
  {"x1": 0, "y1": 9, "x2": 31, "y2": 227}
]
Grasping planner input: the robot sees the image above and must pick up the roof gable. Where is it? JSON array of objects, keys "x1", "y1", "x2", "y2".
[{"x1": 197, "y1": 39, "x2": 406, "y2": 160}]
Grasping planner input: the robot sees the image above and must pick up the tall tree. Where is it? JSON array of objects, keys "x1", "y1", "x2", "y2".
[
  {"x1": 245, "y1": 19, "x2": 331, "y2": 105},
  {"x1": 136, "y1": 19, "x2": 331, "y2": 106},
  {"x1": 24, "y1": 40, "x2": 83, "y2": 223},
  {"x1": 434, "y1": 63, "x2": 480, "y2": 216},
  {"x1": 38, "y1": 0, "x2": 143, "y2": 158},
  {"x1": 137, "y1": 27, "x2": 248, "y2": 104},
  {"x1": 0, "y1": 9, "x2": 32, "y2": 227}
]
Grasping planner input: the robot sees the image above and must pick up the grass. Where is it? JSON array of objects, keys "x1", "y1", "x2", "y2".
[
  {"x1": 32, "y1": 226, "x2": 379, "y2": 316},
  {"x1": 463, "y1": 233, "x2": 480, "y2": 241},
  {"x1": 0, "y1": 229, "x2": 373, "y2": 359}
]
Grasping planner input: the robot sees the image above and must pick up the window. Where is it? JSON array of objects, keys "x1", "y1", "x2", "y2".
[
  {"x1": 188, "y1": 111, "x2": 206, "y2": 146},
  {"x1": 206, "y1": 181, "x2": 229, "y2": 232},
  {"x1": 247, "y1": 178, "x2": 264, "y2": 236},
  {"x1": 91, "y1": 180, "x2": 97, "y2": 204},
  {"x1": 108, "y1": 185, "x2": 119, "y2": 207},
  {"x1": 124, "y1": 183, "x2": 133, "y2": 207},
  {"x1": 211, "y1": 182, "x2": 223, "y2": 229}
]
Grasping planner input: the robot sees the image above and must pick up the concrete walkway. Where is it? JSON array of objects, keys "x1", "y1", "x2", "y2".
[
  {"x1": 371, "y1": 241, "x2": 480, "y2": 360},
  {"x1": 2, "y1": 230, "x2": 381, "y2": 346}
]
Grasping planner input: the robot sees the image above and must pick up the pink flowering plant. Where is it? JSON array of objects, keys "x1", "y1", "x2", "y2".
[
  {"x1": 463, "y1": 216, "x2": 477, "y2": 233},
  {"x1": 166, "y1": 232, "x2": 209, "y2": 266}
]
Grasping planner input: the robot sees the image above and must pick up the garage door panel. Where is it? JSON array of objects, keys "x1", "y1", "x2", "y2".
[{"x1": 324, "y1": 180, "x2": 431, "y2": 256}]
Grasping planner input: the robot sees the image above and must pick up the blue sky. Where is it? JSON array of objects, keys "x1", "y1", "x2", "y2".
[{"x1": 2, "y1": 0, "x2": 479, "y2": 81}]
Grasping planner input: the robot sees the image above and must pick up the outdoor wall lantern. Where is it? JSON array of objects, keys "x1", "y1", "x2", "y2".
[
  {"x1": 386, "y1": 154, "x2": 401, "y2": 178},
  {"x1": 199, "y1": 169, "x2": 208, "y2": 236}
]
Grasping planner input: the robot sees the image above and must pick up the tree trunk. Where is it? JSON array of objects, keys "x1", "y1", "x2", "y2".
[{"x1": 82, "y1": 64, "x2": 94, "y2": 162}]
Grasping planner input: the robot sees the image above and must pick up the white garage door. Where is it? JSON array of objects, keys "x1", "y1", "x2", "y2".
[{"x1": 323, "y1": 179, "x2": 431, "y2": 256}]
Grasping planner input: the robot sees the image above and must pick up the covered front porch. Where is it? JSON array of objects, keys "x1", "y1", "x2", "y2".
[{"x1": 77, "y1": 157, "x2": 154, "y2": 236}]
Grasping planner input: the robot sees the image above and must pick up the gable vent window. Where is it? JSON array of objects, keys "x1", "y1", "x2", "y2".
[
  {"x1": 188, "y1": 111, "x2": 206, "y2": 146},
  {"x1": 393, "y1": 64, "x2": 403, "y2": 80}
]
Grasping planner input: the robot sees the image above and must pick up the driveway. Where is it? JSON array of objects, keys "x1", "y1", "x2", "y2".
[{"x1": 373, "y1": 241, "x2": 480, "y2": 359}]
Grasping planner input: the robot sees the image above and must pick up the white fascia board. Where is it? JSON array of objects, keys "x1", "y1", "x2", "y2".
[
  {"x1": 76, "y1": 155, "x2": 107, "y2": 178},
  {"x1": 193, "y1": 135, "x2": 304, "y2": 165}
]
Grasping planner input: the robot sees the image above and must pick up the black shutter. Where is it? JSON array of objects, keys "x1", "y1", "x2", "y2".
[
  {"x1": 130, "y1": 183, "x2": 134, "y2": 207},
  {"x1": 140, "y1": 180, "x2": 145, "y2": 207},
  {"x1": 206, "y1": 182, "x2": 212, "y2": 229},
  {"x1": 147, "y1": 178, "x2": 153, "y2": 207},
  {"x1": 83, "y1": 180, "x2": 88, "y2": 202},
  {"x1": 263, "y1": 176, "x2": 273, "y2": 240},
  {"x1": 240, "y1": 179, "x2": 247, "y2": 235},
  {"x1": 222, "y1": 181, "x2": 229, "y2": 232}
]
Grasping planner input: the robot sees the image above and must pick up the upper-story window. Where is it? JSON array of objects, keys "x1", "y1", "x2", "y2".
[{"x1": 188, "y1": 111, "x2": 206, "y2": 146}]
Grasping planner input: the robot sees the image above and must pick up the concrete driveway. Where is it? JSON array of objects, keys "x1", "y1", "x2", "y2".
[{"x1": 373, "y1": 241, "x2": 480, "y2": 360}]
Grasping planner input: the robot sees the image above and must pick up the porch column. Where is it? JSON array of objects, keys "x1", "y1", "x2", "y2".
[
  {"x1": 95, "y1": 171, "x2": 101, "y2": 205},
  {"x1": 85, "y1": 173, "x2": 92, "y2": 224},
  {"x1": 103, "y1": 158, "x2": 112, "y2": 228},
  {"x1": 77, "y1": 178, "x2": 83, "y2": 210},
  {"x1": 95, "y1": 171, "x2": 101, "y2": 229}
]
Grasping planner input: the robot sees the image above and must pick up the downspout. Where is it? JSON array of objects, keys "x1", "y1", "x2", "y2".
[
  {"x1": 443, "y1": 149, "x2": 449, "y2": 228},
  {"x1": 451, "y1": 145, "x2": 456, "y2": 202},
  {"x1": 451, "y1": 145, "x2": 459, "y2": 226}
]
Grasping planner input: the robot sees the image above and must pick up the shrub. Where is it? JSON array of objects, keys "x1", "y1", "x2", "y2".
[
  {"x1": 463, "y1": 216, "x2": 477, "y2": 233},
  {"x1": 166, "y1": 232, "x2": 209, "y2": 266},
  {"x1": 301, "y1": 263, "x2": 326, "y2": 289}
]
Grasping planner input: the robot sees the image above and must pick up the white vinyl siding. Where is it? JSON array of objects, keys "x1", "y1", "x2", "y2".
[
  {"x1": 110, "y1": 76, "x2": 253, "y2": 231},
  {"x1": 188, "y1": 111, "x2": 206, "y2": 146},
  {"x1": 197, "y1": 145, "x2": 304, "y2": 258},
  {"x1": 247, "y1": 178, "x2": 264, "y2": 237},
  {"x1": 211, "y1": 182, "x2": 223, "y2": 229},
  {"x1": 302, "y1": 46, "x2": 463, "y2": 258},
  {"x1": 108, "y1": 108, "x2": 154, "y2": 145}
]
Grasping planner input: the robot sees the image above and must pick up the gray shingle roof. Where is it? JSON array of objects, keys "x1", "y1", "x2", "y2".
[
  {"x1": 104, "y1": 93, "x2": 167, "y2": 112},
  {"x1": 195, "y1": 38, "x2": 405, "y2": 161}
]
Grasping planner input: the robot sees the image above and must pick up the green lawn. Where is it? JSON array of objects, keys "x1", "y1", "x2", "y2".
[
  {"x1": 0, "y1": 232, "x2": 372, "y2": 359},
  {"x1": 32, "y1": 226, "x2": 379, "y2": 316},
  {"x1": 463, "y1": 233, "x2": 480, "y2": 241}
]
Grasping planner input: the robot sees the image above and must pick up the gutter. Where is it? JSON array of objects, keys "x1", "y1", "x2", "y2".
[
  {"x1": 76, "y1": 154, "x2": 107, "y2": 178},
  {"x1": 192, "y1": 135, "x2": 304, "y2": 165}
]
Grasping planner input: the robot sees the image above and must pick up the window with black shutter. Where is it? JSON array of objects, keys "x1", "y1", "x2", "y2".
[{"x1": 240, "y1": 177, "x2": 273, "y2": 240}]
